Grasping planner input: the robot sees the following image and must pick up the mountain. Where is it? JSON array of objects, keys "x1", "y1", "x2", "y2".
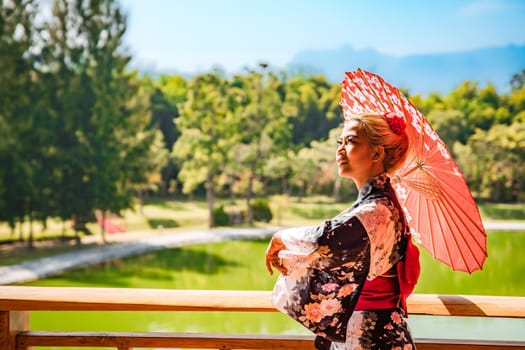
[{"x1": 287, "y1": 44, "x2": 525, "y2": 95}]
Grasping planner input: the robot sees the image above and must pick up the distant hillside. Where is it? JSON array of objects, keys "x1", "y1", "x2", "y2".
[{"x1": 288, "y1": 44, "x2": 525, "y2": 95}]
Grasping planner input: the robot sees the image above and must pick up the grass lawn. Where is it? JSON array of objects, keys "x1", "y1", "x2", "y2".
[{"x1": 23, "y1": 231, "x2": 525, "y2": 295}]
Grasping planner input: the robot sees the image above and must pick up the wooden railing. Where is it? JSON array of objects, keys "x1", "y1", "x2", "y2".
[{"x1": 1, "y1": 286, "x2": 525, "y2": 349}]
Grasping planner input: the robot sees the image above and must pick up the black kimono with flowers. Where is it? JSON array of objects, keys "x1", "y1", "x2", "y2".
[{"x1": 271, "y1": 174, "x2": 416, "y2": 349}]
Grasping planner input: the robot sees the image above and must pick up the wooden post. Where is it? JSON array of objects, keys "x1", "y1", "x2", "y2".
[{"x1": 0, "y1": 310, "x2": 30, "y2": 350}]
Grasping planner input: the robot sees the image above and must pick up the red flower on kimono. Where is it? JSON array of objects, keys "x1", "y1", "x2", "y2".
[{"x1": 304, "y1": 302, "x2": 324, "y2": 322}]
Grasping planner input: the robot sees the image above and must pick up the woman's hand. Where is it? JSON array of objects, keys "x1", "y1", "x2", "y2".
[{"x1": 265, "y1": 233, "x2": 288, "y2": 275}]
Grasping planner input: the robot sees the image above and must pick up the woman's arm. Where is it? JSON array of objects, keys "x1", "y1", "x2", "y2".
[
  {"x1": 265, "y1": 226, "x2": 320, "y2": 275},
  {"x1": 265, "y1": 233, "x2": 288, "y2": 275}
]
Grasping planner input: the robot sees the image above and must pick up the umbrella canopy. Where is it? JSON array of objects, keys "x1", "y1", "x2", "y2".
[{"x1": 340, "y1": 68, "x2": 487, "y2": 273}]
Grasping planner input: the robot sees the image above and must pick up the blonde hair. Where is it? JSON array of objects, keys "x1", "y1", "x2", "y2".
[{"x1": 347, "y1": 113, "x2": 410, "y2": 174}]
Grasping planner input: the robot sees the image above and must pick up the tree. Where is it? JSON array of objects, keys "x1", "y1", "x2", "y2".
[
  {"x1": 261, "y1": 153, "x2": 293, "y2": 196},
  {"x1": 457, "y1": 123, "x2": 525, "y2": 202},
  {"x1": 426, "y1": 109, "x2": 468, "y2": 151},
  {"x1": 508, "y1": 79, "x2": 525, "y2": 122},
  {"x1": 80, "y1": 0, "x2": 168, "y2": 239},
  {"x1": 510, "y1": 69, "x2": 525, "y2": 90},
  {"x1": 151, "y1": 75, "x2": 187, "y2": 194},
  {"x1": 36, "y1": 0, "x2": 164, "y2": 242},
  {"x1": 39, "y1": 0, "x2": 97, "y2": 238},
  {"x1": 118, "y1": 74, "x2": 169, "y2": 216},
  {"x1": 283, "y1": 75, "x2": 340, "y2": 147},
  {"x1": 410, "y1": 92, "x2": 446, "y2": 117},
  {"x1": 230, "y1": 66, "x2": 290, "y2": 225},
  {"x1": 0, "y1": 0, "x2": 42, "y2": 246},
  {"x1": 173, "y1": 73, "x2": 233, "y2": 227}
]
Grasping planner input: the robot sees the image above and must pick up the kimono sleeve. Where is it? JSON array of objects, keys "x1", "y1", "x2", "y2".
[
  {"x1": 277, "y1": 226, "x2": 321, "y2": 273},
  {"x1": 316, "y1": 215, "x2": 371, "y2": 271},
  {"x1": 271, "y1": 215, "x2": 371, "y2": 343}
]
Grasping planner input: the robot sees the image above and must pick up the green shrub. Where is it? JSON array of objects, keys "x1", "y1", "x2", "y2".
[
  {"x1": 147, "y1": 218, "x2": 179, "y2": 229},
  {"x1": 251, "y1": 199, "x2": 273, "y2": 222},
  {"x1": 212, "y1": 205, "x2": 230, "y2": 227}
]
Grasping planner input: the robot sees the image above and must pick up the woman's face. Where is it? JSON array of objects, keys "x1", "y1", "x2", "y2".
[{"x1": 336, "y1": 120, "x2": 378, "y2": 186}]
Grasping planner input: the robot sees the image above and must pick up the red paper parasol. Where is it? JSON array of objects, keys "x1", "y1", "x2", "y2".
[{"x1": 340, "y1": 68, "x2": 487, "y2": 273}]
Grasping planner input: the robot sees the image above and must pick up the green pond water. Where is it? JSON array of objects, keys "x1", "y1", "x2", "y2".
[{"x1": 24, "y1": 231, "x2": 525, "y2": 349}]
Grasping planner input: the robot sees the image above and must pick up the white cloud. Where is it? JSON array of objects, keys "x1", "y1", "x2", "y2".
[{"x1": 459, "y1": 0, "x2": 508, "y2": 16}]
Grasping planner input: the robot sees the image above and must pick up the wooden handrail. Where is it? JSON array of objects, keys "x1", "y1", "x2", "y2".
[
  {"x1": 0, "y1": 286, "x2": 271, "y2": 312},
  {"x1": 1, "y1": 286, "x2": 525, "y2": 350},
  {"x1": 1, "y1": 286, "x2": 525, "y2": 317},
  {"x1": 16, "y1": 331, "x2": 316, "y2": 350},
  {"x1": 14, "y1": 332, "x2": 525, "y2": 350}
]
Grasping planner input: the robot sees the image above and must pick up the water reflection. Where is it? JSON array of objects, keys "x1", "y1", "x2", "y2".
[
  {"x1": 33, "y1": 311, "x2": 525, "y2": 344},
  {"x1": 409, "y1": 315, "x2": 525, "y2": 341}
]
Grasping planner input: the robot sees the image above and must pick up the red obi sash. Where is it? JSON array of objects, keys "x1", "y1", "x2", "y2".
[
  {"x1": 355, "y1": 238, "x2": 421, "y2": 314},
  {"x1": 355, "y1": 272, "x2": 399, "y2": 311}
]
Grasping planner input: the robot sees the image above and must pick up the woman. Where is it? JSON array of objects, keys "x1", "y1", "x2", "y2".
[{"x1": 265, "y1": 112, "x2": 420, "y2": 350}]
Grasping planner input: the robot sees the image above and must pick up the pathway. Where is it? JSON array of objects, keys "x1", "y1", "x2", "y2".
[{"x1": 0, "y1": 227, "x2": 280, "y2": 285}]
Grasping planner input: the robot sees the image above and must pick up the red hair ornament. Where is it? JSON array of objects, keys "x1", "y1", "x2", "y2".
[{"x1": 384, "y1": 112, "x2": 406, "y2": 135}]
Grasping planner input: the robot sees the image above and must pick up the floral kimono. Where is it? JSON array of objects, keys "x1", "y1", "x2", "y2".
[{"x1": 272, "y1": 174, "x2": 420, "y2": 350}]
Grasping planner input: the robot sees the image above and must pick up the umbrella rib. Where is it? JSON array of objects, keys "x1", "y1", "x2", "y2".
[
  {"x1": 441, "y1": 194, "x2": 485, "y2": 272},
  {"x1": 343, "y1": 71, "x2": 378, "y2": 112},
  {"x1": 438, "y1": 186, "x2": 487, "y2": 271},
  {"x1": 428, "y1": 194, "x2": 458, "y2": 269},
  {"x1": 375, "y1": 74, "x2": 408, "y2": 114},
  {"x1": 394, "y1": 88, "x2": 411, "y2": 119},
  {"x1": 417, "y1": 144, "x2": 480, "y2": 207},
  {"x1": 403, "y1": 165, "x2": 464, "y2": 271},
  {"x1": 433, "y1": 195, "x2": 471, "y2": 272},
  {"x1": 356, "y1": 69, "x2": 389, "y2": 113},
  {"x1": 431, "y1": 167, "x2": 485, "y2": 222},
  {"x1": 368, "y1": 71, "x2": 396, "y2": 111},
  {"x1": 342, "y1": 78, "x2": 374, "y2": 111},
  {"x1": 402, "y1": 157, "x2": 486, "y2": 272},
  {"x1": 376, "y1": 77, "x2": 400, "y2": 113},
  {"x1": 396, "y1": 91, "x2": 426, "y2": 156},
  {"x1": 438, "y1": 178, "x2": 486, "y2": 238},
  {"x1": 416, "y1": 163, "x2": 487, "y2": 271},
  {"x1": 420, "y1": 185, "x2": 439, "y2": 259},
  {"x1": 429, "y1": 168, "x2": 488, "y2": 256}
]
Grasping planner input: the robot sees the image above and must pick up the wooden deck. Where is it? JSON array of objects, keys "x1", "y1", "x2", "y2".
[{"x1": 1, "y1": 286, "x2": 525, "y2": 349}]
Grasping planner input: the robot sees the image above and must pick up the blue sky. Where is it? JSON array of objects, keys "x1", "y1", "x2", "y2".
[{"x1": 121, "y1": 0, "x2": 525, "y2": 73}]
